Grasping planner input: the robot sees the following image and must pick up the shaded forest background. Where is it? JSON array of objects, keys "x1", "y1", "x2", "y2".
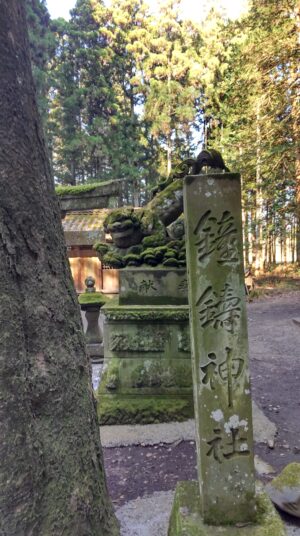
[{"x1": 25, "y1": 0, "x2": 299, "y2": 269}]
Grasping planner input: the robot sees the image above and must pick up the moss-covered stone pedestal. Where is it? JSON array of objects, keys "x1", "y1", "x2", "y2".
[
  {"x1": 168, "y1": 481, "x2": 286, "y2": 536},
  {"x1": 97, "y1": 269, "x2": 193, "y2": 424}
]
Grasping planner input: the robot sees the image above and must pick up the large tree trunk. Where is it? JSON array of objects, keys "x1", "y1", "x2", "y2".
[{"x1": 0, "y1": 3, "x2": 119, "y2": 535}]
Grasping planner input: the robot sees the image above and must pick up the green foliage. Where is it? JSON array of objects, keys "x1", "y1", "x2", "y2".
[
  {"x1": 200, "y1": 2, "x2": 299, "y2": 266},
  {"x1": 29, "y1": 0, "x2": 298, "y2": 262}
]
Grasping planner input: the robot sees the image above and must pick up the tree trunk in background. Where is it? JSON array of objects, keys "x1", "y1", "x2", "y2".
[
  {"x1": 254, "y1": 101, "x2": 264, "y2": 273},
  {"x1": 0, "y1": 3, "x2": 119, "y2": 536}
]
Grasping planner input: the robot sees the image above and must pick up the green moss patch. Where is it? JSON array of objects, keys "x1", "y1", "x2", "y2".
[
  {"x1": 56, "y1": 181, "x2": 112, "y2": 196},
  {"x1": 269, "y1": 462, "x2": 300, "y2": 491},
  {"x1": 142, "y1": 232, "x2": 166, "y2": 248},
  {"x1": 103, "y1": 252, "x2": 125, "y2": 268},
  {"x1": 78, "y1": 292, "x2": 108, "y2": 306},
  {"x1": 97, "y1": 396, "x2": 193, "y2": 425},
  {"x1": 168, "y1": 481, "x2": 286, "y2": 536}
]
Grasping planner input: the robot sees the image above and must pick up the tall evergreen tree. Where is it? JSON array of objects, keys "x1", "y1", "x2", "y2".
[
  {"x1": 200, "y1": 1, "x2": 299, "y2": 268},
  {"x1": 142, "y1": 0, "x2": 202, "y2": 175},
  {"x1": 25, "y1": 0, "x2": 55, "y2": 124}
]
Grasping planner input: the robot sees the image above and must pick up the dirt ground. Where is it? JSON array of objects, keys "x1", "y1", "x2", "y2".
[{"x1": 102, "y1": 290, "x2": 300, "y2": 525}]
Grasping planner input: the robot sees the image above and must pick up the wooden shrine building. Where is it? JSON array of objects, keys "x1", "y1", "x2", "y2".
[{"x1": 58, "y1": 181, "x2": 122, "y2": 294}]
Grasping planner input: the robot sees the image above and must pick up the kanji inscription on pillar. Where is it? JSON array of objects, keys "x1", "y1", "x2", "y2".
[{"x1": 184, "y1": 172, "x2": 256, "y2": 525}]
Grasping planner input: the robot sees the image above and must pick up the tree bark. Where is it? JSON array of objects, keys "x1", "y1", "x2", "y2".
[{"x1": 0, "y1": 3, "x2": 119, "y2": 535}]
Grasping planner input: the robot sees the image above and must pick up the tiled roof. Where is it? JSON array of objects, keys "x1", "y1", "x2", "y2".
[{"x1": 62, "y1": 209, "x2": 110, "y2": 246}]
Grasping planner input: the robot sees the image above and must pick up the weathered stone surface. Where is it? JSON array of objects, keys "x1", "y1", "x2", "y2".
[
  {"x1": 100, "y1": 357, "x2": 192, "y2": 393},
  {"x1": 168, "y1": 481, "x2": 286, "y2": 535},
  {"x1": 98, "y1": 301, "x2": 193, "y2": 423},
  {"x1": 266, "y1": 463, "x2": 300, "y2": 518},
  {"x1": 102, "y1": 301, "x2": 189, "y2": 322},
  {"x1": 58, "y1": 181, "x2": 121, "y2": 211},
  {"x1": 80, "y1": 303, "x2": 103, "y2": 345},
  {"x1": 103, "y1": 313, "x2": 190, "y2": 361},
  {"x1": 86, "y1": 343, "x2": 103, "y2": 362},
  {"x1": 183, "y1": 173, "x2": 256, "y2": 524},
  {"x1": 119, "y1": 268, "x2": 188, "y2": 305}
]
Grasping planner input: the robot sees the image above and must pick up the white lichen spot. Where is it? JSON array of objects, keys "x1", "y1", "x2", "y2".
[
  {"x1": 207, "y1": 178, "x2": 215, "y2": 186},
  {"x1": 224, "y1": 415, "x2": 249, "y2": 433},
  {"x1": 211, "y1": 409, "x2": 224, "y2": 422},
  {"x1": 240, "y1": 419, "x2": 249, "y2": 431},
  {"x1": 224, "y1": 414, "x2": 240, "y2": 433},
  {"x1": 205, "y1": 191, "x2": 212, "y2": 197},
  {"x1": 245, "y1": 389, "x2": 250, "y2": 395},
  {"x1": 240, "y1": 443, "x2": 249, "y2": 452},
  {"x1": 214, "y1": 395, "x2": 218, "y2": 399}
]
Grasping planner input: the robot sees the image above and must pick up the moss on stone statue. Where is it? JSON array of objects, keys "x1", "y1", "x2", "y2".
[
  {"x1": 130, "y1": 363, "x2": 179, "y2": 389},
  {"x1": 123, "y1": 253, "x2": 142, "y2": 266},
  {"x1": 168, "y1": 481, "x2": 286, "y2": 536},
  {"x1": 97, "y1": 396, "x2": 193, "y2": 425},
  {"x1": 174, "y1": 364, "x2": 192, "y2": 388},
  {"x1": 104, "y1": 207, "x2": 140, "y2": 229},
  {"x1": 142, "y1": 232, "x2": 166, "y2": 248},
  {"x1": 167, "y1": 240, "x2": 181, "y2": 250},
  {"x1": 91, "y1": 176, "x2": 186, "y2": 267},
  {"x1": 78, "y1": 292, "x2": 108, "y2": 306},
  {"x1": 163, "y1": 258, "x2": 180, "y2": 267},
  {"x1": 94, "y1": 242, "x2": 109, "y2": 259},
  {"x1": 102, "y1": 252, "x2": 125, "y2": 268},
  {"x1": 178, "y1": 251, "x2": 186, "y2": 260},
  {"x1": 101, "y1": 366, "x2": 120, "y2": 391},
  {"x1": 164, "y1": 249, "x2": 178, "y2": 259},
  {"x1": 128, "y1": 244, "x2": 143, "y2": 255},
  {"x1": 102, "y1": 306, "x2": 190, "y2": 322}
]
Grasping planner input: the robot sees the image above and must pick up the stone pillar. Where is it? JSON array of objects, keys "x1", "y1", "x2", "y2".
[
  {"x1": 184, "y1": 172, "x2": 256, "y2": 525},
  {"x1": 80, "y1": 303, "x2": 103, "y2": 361},
  {"x1": 83, "y1": 305, "x2": 103, "y2": 345}
]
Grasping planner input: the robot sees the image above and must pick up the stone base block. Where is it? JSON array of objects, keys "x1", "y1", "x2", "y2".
[
  {"x1": 98, "y1": 395, "x2": 194, "y2": 425},
  {"x1": 119, "y1": 268, "x2": 188, "y2": 305},
  {"x1": 168, "y1": 481, "x2": 286, "y2": 536},
  {"x1": 86, "y1": 343, "x2": 103, "y2": 362}
]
